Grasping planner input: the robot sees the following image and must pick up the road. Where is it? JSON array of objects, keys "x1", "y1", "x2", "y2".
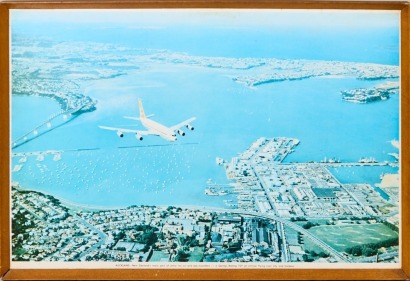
[
  {"x1": 177, "y1": 205, "x2": 351, "y2": 263},
  {"x1": 73, "y1": 214, "x2": 108, "y2": 260},
  {"x1": 277, "y1": 222, "x2": 289, "y2": 262},
  {"x1": 354, "y1": 251, "x2": 398, "y2": 263}
]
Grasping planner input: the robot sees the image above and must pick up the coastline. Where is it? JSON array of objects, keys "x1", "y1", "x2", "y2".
[
  {"x1": 390, "y1": 139, "x2": 400, "y2": 150},
  {"x1": 378, "y1": 174, "x2": 400, "y2": 189},
  {"x1": 12, "y1": 184, "x2": 220, "y2": 213},
  {"x1": 12, "y1": 183, "x2": 126, "y2": 212}
]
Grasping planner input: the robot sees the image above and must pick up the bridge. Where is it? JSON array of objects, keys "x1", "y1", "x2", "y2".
[{"x1": 12, "y1": 103, "x2": 89, "y2": 149}]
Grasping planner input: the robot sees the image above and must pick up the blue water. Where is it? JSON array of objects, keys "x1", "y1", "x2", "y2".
[
  {"x1": 11, "y1": 96, "x2": 61, "y2": 139},
  {"x1": 328, "y1": 166, "x2": 397, "y2": 200},
  {"x1": 10, "y1": 11, "x2": 400, "y2": 208}
]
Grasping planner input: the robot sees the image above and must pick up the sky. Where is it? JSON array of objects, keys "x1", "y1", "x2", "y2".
[
  {"x1": 11, "y1": 9, "x2": 400, "y2": 30},
  {"x1": 10, "y1": 9, "x2": 400, "y2": 64}
]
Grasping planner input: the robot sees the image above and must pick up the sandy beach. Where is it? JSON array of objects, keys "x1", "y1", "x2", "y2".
[{"x1": 378, "y1": 173, "x2": 400, "y2": 189}]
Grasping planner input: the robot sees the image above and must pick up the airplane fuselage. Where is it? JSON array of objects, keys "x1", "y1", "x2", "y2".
[
  {"x1": 99, "y1": 98, "x2": 194, "y2": 142},
  {"x1": 140, "y1": 117, "x2": 177, "y2": 142}
]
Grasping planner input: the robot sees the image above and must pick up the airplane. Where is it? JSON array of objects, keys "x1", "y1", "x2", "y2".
[{"x1": 99, "y1": 98, "x2": 196, "y2": 142}]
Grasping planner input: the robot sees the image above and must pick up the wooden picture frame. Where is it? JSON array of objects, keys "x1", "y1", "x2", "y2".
[{"x1": 0, "y1": 1, "x2": 409, "y2": 280}]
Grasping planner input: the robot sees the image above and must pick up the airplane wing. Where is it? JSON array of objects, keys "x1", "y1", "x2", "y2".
[
  {"x1": 170, "y1": 117, "x2": 196, "y2": 131},
  {"x1": 98, "y1": 126, "x2": 155, "y2": 136},
  {"x1": 123, "y1": 116, "x2": 140, "y2": 121},
  {"x1": 123, "y1": 114, "x2": 154, "y2": 121}
]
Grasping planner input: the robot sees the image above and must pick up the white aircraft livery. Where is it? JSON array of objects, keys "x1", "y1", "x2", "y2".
[{"x1": 99, "y1": 99, "x2": 196, "y2": 142}]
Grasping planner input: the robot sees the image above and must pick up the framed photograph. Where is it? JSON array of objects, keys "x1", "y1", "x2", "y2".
[{"x1": 1, "y1": 1, "x2": 409, "y2": 280}]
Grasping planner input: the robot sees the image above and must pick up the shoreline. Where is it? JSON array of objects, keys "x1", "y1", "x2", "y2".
[
  {"x1": 12, "y1": 184, "x2": 126, "y2": 212},
  {"x1": 390, "y1": 139, "x2": 400, "y2": 150},
  {"x1": 12, "y1": 184, "x2": 220, "y2": 213},
  {"x1": 378, "y1": 173, "x2": 400, "y2": 189}
]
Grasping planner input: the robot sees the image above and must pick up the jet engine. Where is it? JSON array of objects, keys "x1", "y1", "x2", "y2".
[
  {"x1": 136, "y1": 133, "x2": 143, "y2": 141},
  {"x1": 186, "y1": 124, "x2": 194, "y2": 131},
  {"x1": 177, "y1": 129, "x2": 185, "y2": 136},
  {"x1": 117, "y1": 131, "x2": 124, "y2": 138}
]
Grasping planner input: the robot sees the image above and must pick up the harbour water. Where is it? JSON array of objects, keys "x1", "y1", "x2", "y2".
[
  {"x1": 11, "y1": 11, "x2": 400, "y2": 208},
  {"x1": 11, "y1": 72, "x2": 399, "y2": 207}
]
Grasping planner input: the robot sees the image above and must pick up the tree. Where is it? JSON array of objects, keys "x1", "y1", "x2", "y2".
[
  {"x1": 175, "y1": 250, "x2": 190, "y2": 262},
  {"x1": 363, "y1": 247, "x2": 377, "y2": 257},
  {"x1": 302, "y1": 222, "x2": 315, "y2": 229},
  {"x1": 142, "y1": 244, "x2": 150, "y2": 253},
  {"x1": 142, "y1": 230, "x2": 157, "y2": 246},
  {"x1": 318, "y1": 252, "x2": 329, "y2": 258},
  {"x1": 114, "y1": 230, "x2": 125, "y2": 240},
  {"x1": 189, "y1": 239, "x2": 199, "y2": 247},
  {"x1": 345, "y1": 237, "x2": 398, "y2": 257},
  {"x1": 351, "y1": 245, "x2": 362, "y2": 256},
  {"x1": 383, "y1": 221, "x2": 399, "y2": 232}
]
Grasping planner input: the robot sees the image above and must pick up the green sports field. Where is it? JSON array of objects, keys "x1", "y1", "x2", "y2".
[
  {"x1": 303, "y1": 223, "x2": 398, "y2": 253},
  {"x1": 149, "y1": 250, "x2": 170, "y2": 262}
]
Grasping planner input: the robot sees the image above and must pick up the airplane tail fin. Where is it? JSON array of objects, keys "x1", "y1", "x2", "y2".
[{"x1": 138, "y1": 98, "x2": 146, "y2": 119}]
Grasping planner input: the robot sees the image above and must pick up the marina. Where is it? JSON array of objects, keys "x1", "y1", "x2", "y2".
[{"x1": 204, "y1": 179, "x2": 233, "y2": 196}]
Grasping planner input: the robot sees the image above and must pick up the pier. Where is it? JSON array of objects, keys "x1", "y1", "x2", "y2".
[
  {"x1": 294, "y1": 161, "x2": 398, "y2": 168},
  {"x1": 204, "y1": 179, "x2": 233, "y2": 196}
]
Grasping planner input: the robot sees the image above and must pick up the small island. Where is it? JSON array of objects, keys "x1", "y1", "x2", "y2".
[{"x1": 341, "y1": 81, "x2": 399, "y2": 104}]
